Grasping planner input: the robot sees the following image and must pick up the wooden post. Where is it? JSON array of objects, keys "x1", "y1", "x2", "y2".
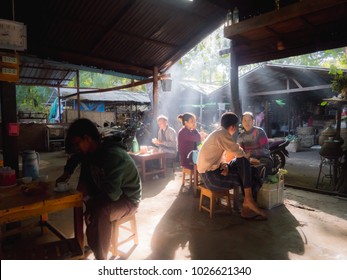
[
  {"x1": 336, "y1": 103, "x2": 342, "y2": 138},
  {"x1": 229, "y1": 46, "x2": 242, "y2": 117},
  {"x1": 76, "y1": 70, "x2": 81, "y2": 119},
  {"x1": 0, "y1": 82, "x2": 19, "y2": 175},
  {"x1": 264, "y1": 100, "x2": 270, "y2": 137},
  {"x1": 153, "y1": 66, "x2": 159, "y2": 120},
  {"x1": 199, "y1": 93, "x2": 203, "y2": 124},
  {"x1": 58, "y1": 87, "x2": 61, "y2": 123}
]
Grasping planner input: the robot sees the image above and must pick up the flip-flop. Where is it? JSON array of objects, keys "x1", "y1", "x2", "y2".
[{"x1": 241, "y1": 214, "x2": 267, "y2": 221}]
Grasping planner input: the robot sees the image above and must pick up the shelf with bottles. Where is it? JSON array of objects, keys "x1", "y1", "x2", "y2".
[{"x1": 225, "y1": 7, "x2": 239, "y2": 27}]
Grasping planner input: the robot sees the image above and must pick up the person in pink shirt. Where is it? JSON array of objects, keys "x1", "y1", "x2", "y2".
[{"x1": 177, "y1": 113, "x2": 201, "y2": 170}]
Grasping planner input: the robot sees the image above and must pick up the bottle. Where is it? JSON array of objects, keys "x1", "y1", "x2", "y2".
[
  {"x1": 233, "y1": 7, "x2": 239, "y2": 24},
  {"x1": 226, "y1": 9, "x2": 233, "y2": 26},
  {"x1": 132, "y1": 136, "x2": 139, "y2": 153}
]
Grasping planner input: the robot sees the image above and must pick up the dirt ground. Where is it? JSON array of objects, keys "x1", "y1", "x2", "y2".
[{"x1": 3, "y1": 148, "x2": 347, "y2": 260}]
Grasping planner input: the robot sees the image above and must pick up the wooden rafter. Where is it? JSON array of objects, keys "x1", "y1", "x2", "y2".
[
  {"x1": 31, "y1": 46, "x2": 153, "y2": 77},
  {"x1": 224, "y1": 0, "x2": 347, "y2": 38},
  {"x1": 248, "y1": 84, "x2": 331, "y2": 97}
]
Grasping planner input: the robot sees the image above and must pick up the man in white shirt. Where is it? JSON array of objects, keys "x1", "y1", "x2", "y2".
[
  {"x1": 197, "y1": 112, "x2": 266, "y2": 220},
  {"x1": 152, "y1": 115, "x2": 177, "y2": 159}
]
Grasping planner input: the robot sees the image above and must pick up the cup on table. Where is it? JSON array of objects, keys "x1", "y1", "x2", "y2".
[
  {"x1": 54, "y1": 182, "x2": 70, "y2": 192},
  {"x1": 22, "y1": 176, "x2": 32, "y2": 184},
  {"x1": 147, "y1": 146, "x2": 154, "y2": 154},
  {"x1": 140, "y1": 145, "x2": 148, "y2": 154}
]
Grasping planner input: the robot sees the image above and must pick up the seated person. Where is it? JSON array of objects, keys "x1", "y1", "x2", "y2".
[
  {"x1": 56, "y1": 118, "x2": 142, "y2": 260},
  {"x1": 152, "y1": 115, "x2": 177, "y2": 159},
  {"x1": 177, "y1": 112, "x2": 201, "y2": 170},
  {"x1": 197, "y1": 112, "x2": 266, "y2": 220},
  {"x1": 237, "y1": 111, "x2": 273, "y2": 176}
]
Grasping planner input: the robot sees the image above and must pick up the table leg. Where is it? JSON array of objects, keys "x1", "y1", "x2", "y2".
[
  {"x1": 0, "y1": 228, "x2": 2, "y2": 259},
  {"x1": 162, "y1": 155, "x2": 166, "y2": 175},
  {"x1": 74, "y1": 205, "x2": 84, "y2": 251},
  {"x1": 141, "y1": 159, "x2": 146, "y2": 182},
  {"x1": 40, "y1": 214, "x2": 49, "y2": 235}
]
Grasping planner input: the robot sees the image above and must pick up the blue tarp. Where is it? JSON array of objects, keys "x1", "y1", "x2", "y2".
[
  {"x1": 74, "y1": 102, "x2": 105, "y2": 112},
  {"x1": 48, "y1": 97, "x2": 64, "y2": 123}
]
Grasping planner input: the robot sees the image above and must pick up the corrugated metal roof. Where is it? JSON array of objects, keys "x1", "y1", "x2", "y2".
[
  {"x1": 79, "y1": 92, "x2": 150, "y2": 104},
  {"x1": 179, "y1": 81, "x2": 220, "y2": 96},
  {"x1": 19, "y1": 56, "x2": 77, "y2": 87},
  {"x1": 1, "y1": 0, "x2": 344, "y2": 86},
  {"x1": 211, "y1": 63, "x2": 336, "y2": 100},
  {"x1": 1, "y1": 0, "x2": 230, "y2": 81},
  {"x1": 61, "y1": 88, "x2": 150, "y2": 104}
]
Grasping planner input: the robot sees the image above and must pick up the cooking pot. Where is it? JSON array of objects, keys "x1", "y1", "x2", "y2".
[
  {"x1": 319, "y1": 140, "x2": 343, "y2": 158},
  {"x1": 319, "y1": 126, "x2": 336, "y2": 146}
]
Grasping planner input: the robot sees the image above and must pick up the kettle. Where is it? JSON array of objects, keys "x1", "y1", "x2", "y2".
[{"x1": 22, "y1": 150, "x2": 40, "y2": 179}]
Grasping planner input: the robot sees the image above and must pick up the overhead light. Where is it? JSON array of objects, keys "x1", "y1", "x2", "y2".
[{"x1": 160, "y1": 73, "x2": 172, "y2": 92}]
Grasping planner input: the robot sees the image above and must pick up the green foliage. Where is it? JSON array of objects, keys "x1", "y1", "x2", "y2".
[
  {"x1": 179, "y1": 25, "x2": 230, "y2": 84},
  {"x1": 272, "y1": 48, "x2": 347, "y2": 67},
  {"x1": 16, "y1": 86, "x2": 51, "y2": 115},
  {"x1": 68, "y1": 71, "x2": 146, "y2": 92},
  {"x1": 275, "y1": 99, "x2": 286, "y2": 106},
  {"x1": 286, "y1": 134, "x2": 299, "y2": 142},
  {"x1": 178, "y1": 24, "x2": 347, "y2": 85},
  {"x1": 265, "y1": 174, "x2": 279, "y2": 184},
  {"x1": 329, "y1": 65, "x2": 347, "y2": 93}
]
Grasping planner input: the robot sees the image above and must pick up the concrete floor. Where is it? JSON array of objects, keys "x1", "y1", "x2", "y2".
[{"x1": 4, "y1": 149, "x2": 347, "y2": 260}]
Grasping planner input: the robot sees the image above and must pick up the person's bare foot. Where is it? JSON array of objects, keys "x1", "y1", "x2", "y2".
[{"x1": 242, "y1": 200, "x2": 266, "y2": 218}]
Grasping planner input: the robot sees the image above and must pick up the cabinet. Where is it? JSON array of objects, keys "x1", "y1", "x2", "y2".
[{"x1": 46, "y1": 125, "x2": 66, "y2": 151}]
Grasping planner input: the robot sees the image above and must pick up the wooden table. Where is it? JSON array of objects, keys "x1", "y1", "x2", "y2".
[
  {"x1": 129, "y1": 151, "x2": 166, "y2": 182},
  {"x1": 0, "y1": 183, "x2": 84, "y2": 259}
]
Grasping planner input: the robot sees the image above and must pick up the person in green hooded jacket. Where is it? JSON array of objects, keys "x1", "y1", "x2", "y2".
[{"x1": 61, "y1": 118, "x2": 141, "y2": 260}]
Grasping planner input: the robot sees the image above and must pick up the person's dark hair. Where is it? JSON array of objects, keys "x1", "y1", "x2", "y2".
[
  {"x1": 177, "y1": 112, "x2": 196, "y2": 125},
  {"x1": 66, "y1": 118, "x2": 101, "y2": 145},
  {"x1": 220, "y1": 112, "x2": 239, "y2": 129}
]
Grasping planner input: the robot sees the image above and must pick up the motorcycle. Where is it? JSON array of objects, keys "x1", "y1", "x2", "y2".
[{"x1": 269, "y1": 139, "x2": 290, "y2": 174}]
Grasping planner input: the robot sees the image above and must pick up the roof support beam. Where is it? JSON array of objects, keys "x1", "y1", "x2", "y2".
[
  {"x1": 62, "y1": 72, "x2": 170, "y2": 98},
  {"x1": 153, "y1": 66, "x2": 159, "y2": 120},
  {"x1": 0, "y1": 82, "x2": 19, "y2": 175},
  {"x1": 291, "y1": 78, "x2": 303, "y2": 88},
  {"x1": 224, "y1": 0, "x2": 347, "y2": 39},
  {"x1": 31, "y1": 47, "x2": 153, "y2": 77},
  {"x1": 229, "y1": 46, "x2": 241, "y2": 117},
  {"x1": 248, "y1": 84, "x2": 332, "y2": 96},
  {"x1": 19, "y1": 76, "x2": 72, "y2": 82}
]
